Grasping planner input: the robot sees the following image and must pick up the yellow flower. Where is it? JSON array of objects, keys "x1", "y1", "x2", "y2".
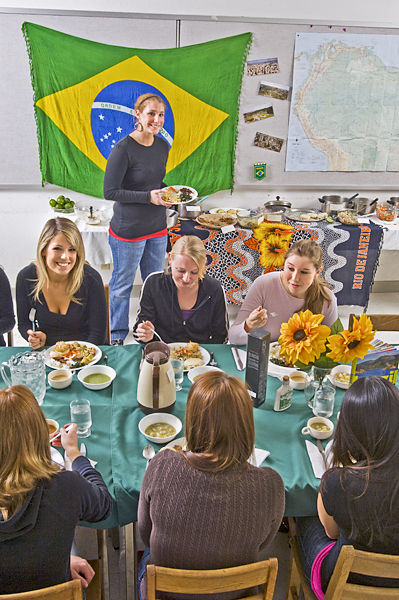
[
  {"x1": 278, "y1": 310, "x2": 331, "y2": 365},
  {"x1": 257, "y1": 234, "x2": 290, "y2": 270},
  {"x1": 326, "y1": 314, "x2": 375, "y2": 364},
  {"x1": 253, "y1": 221, "x2": 294, "y2": 239}
]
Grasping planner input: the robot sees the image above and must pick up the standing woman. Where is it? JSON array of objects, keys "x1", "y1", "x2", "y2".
[
  {"x1": 16, "y1": 217, "x2": 107, "y2": 348},
  {"x1": 104, "y1": 93, "x2": 171, "y2": 345},
  {"x1": 229, "y1": 239, "x2": 338, "y2": 344}
]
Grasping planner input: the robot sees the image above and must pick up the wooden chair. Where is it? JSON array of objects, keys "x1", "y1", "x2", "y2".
[
  {"x1": 7, "y1": 330, "x2": 13, "y2": 347},
  {"x1": 288, "y1": 518, "x2": 399, "y2": 600},
  {"x1": 104, "y1": 284, "x2": 110, "y2": 344},
  {"x1": 0, "y1": 579, "x2": 83, "y2": 600},
  {"x1": 146, "y1": 559, "x2": 279, "y2": 600},
  {"x1": 349, "y1": 313, "x2": 399, "y2": 332}
]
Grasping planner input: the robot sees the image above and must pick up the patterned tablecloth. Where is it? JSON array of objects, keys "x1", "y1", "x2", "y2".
[{"x1": 168, "y1": 217, "x2": 384, "y2": 309}]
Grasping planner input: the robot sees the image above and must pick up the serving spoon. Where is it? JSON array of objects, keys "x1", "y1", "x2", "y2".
[{"x1": 143, "y1": 444, "x2": 155, "y2": 470}]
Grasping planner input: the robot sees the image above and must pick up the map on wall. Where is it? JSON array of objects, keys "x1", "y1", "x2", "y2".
[{"x1": 286, "y1": 33, "x2": 399, "y2": 172}]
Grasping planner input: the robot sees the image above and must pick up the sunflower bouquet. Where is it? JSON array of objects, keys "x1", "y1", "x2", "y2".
[{"x1": 278, "y1": 310, "x2": 375, "y2": 371}]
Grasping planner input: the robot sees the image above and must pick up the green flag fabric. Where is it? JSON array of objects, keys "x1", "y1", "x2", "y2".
[{"x1": 22, "y1": 22, "x2": 251, "y2": 198}]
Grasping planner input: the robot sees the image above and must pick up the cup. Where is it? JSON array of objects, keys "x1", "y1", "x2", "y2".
[
  {"x1": 1, "y1": 351, "x2": 46, "y2": 405},
  {"x1": 171, "y1": 359, "x2": 184, "y2": 392},
  {"x1": 46, "y1": 418, "x2": 59, "y2": 438},
  {"x1": 301, "y1": 416, "x2": 334, "y2": 439},
  {"x1": 70, "y1": 398, "x2": 92, "y2": 438},
  {"x1": 48, "y1": 369, "x2": 73, "y2": 389},
  {"x1": 312, "y1": 387, "x2": 336, "y2": 418}
]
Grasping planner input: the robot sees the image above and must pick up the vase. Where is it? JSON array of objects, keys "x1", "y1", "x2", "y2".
[{"x1": 304, "y1": 366, "x2": 334, "y2": 410}]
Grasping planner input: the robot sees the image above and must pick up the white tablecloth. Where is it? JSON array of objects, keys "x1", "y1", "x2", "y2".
[{"x1": 358, "y1": 215, "x2": 399, "y2": 250}]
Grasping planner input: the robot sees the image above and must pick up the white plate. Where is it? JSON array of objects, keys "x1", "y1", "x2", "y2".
[
  {"x1": 160, "y1": 436, "x2": 187, "y2": 452},
  {"x1": 209, "y1": 207, "x2": 245, "y2": 214},
  {"x1": 160, "y1": 185, "x2": 198, "y2": 204},
  {"x1": 168, "y1": 343, "x2": 210, "y2": 372},
  {"x1": 50, "y1": 446, "x2": 64, "y2": 468},
  {"x1": 268, "y1": 342, "x2": 298, "y2": 378},
  {"x1": 45, "y1": 341, "x2": 102, "y2": 370}
]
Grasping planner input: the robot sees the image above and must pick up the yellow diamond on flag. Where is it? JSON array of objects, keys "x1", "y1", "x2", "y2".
[{"x1": 36, "y1": 55, "x2": 229, "y2": 173}]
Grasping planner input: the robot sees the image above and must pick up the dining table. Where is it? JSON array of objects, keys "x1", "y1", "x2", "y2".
[{"x1": 0, "y1": 343, "x2": 346, "y2": 522}]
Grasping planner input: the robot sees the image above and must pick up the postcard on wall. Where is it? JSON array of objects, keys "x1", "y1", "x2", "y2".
[
  {"x1": 258, "y1": 80, "x2": 290, "y2": 101},
  {"x1": 254, "y1": 132, "x2": 284, "y2": 153},
  {"x1": 244, "y1": 104, "x2": 274, "y2": 123},
  {"x1": 247, "y1": 57, "x2": 279, "y2": 76}
]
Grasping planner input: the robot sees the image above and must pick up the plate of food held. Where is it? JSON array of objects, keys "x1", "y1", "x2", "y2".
[{"x1": 168, "y1": 341, "x2": 210, "y2": 372}]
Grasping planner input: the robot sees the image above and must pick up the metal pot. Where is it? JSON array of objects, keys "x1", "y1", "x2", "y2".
[
  {"x1": 352, "y1": 197, "x2": 378, "y2": 216},
  {"x1": 388, "y1": 197, "x2": 399, "y2": 209},
  {"x1": 318, "y1": 194, "x2": 358, "y2": 216},
  {"x1": 263, "y1": 198, "x2": 291, "y2": 213},
  {"x1": 166, "y1": 209, "x2": 178, "y2": 228}
]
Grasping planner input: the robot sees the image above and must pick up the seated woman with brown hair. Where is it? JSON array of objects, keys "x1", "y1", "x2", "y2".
[
  {"x1": 138, "y1": 371, "x2": 285, "y2": 600},
  {"x1": 0, "y1": 385, "x2": 113, "y2": 593},
  {"x1": 296, "y1": 376, "x2": 399, "y2": 598}
]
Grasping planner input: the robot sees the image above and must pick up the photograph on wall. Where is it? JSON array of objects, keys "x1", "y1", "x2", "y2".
[
  {"x1": 247, "y1": 57, "x2": 279, "y2": 76},
  {"x1": 254, "y1": 132, "x2": 284, "y2": 152},
  {"x1": 243, "y1": 104, "x2": 274, "y2": 123},
  {"x1": 258, "y1": 80, "x2": 290, "y2": 101}
]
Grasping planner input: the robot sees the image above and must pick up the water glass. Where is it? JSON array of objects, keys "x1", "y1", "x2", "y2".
[
  {"x1": 70, "y1": 398, "x2": 92, "y2": 438},
  {"x1": 171, "y1": 359, "x2": 184, "y2": 392},
  {"x1": 312, "y1": 387, "x2": 336, "y2": 418}
]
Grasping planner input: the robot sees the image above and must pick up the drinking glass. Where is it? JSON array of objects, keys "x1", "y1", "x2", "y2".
[
  {"x1": 171, "y1": 359, "x2": 184, "y2": 392},
  {"x1": 70, "y1": 398, "x2": 92, "y2": 438},
  {"x1": 312, "y1": 387, "x2": 336, "y2": 418}
]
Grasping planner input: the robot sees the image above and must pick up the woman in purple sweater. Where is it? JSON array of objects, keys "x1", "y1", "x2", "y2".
[{"x1": 138, "y1": 371, "x2": 285, "y2": 600}]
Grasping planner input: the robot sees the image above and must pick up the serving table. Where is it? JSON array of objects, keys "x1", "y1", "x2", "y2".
[{"x1": 0, "y1": 344, "x2": 345, "y2": 600}]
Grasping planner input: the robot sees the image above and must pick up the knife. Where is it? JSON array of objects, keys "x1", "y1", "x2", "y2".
[
  {"x1": 316, "y1": 439, "x2": 327, "y2": 469},
  {"x1": 232, "y1": 346, "x2": 244, "y2": 370}
]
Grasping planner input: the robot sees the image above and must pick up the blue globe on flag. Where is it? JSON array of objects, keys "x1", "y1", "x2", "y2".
[{"x1": 91, "y1": 81, "x2": 174, "y2": 160}]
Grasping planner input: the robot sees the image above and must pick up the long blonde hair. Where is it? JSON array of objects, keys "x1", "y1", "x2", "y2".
[
  {"x1": 185, "y1": 371, "x2": 254, "y2": 471},
  {"x1": 0, "y1": 386, "x2": 60, "y2": 520},
  {"x1": 170, "y1": 236, "x2": 207, "y2": 280},
  {"x1": 284, "y1": 240, "x2": 332, "y2": 314},
  {"x1": 33, "y1": 217, "x2": 86, "y2": 303}
]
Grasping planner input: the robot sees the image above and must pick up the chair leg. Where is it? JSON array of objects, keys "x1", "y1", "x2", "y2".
[
  {"x1": 97, "y1": 529, "x2": 110, "y2": 600},
  {"x1": 125, "y1": 522, "x2": 138, "y2": 600}
]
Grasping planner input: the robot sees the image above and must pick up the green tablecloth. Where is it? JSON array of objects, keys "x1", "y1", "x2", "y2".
[{"x1": 0, "y1": 345, "x2": 345, "y2": 526}]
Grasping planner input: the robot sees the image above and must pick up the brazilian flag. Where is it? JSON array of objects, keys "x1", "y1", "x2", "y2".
[{"x1": 22, "y1": 22, "x2": 251, "y2": 198}]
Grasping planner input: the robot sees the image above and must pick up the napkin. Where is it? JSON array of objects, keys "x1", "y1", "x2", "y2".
[
  {"x1": 248, "y1": 448, "x2": 270, "y2": 467},
  {"x1": 305, "y1": 440, "x2": 325, "y2": 479},
  {"x1": 64, "y1": 453, "x2": 98, "y2": 471},
  {"x1": 232, "y1": 347, "x2": 247, "y2": 371}
]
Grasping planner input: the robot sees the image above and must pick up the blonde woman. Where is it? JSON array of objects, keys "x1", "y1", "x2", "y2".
[
  {"x1": 0, "y1": 385, "x2": 112, "y2": 593},
  {"x1": 229, "y1": 239, "x2": 338, "y2": 344},
  {"x1": 138, "y1": 371, "x2": 285, "y2": 600},
  {"x1": 133, "y1": 235, "x2": 228, "y2": 344},
  {"x1": 16, "y1": 217, "x2": 107, "y2": 348},
  {"x1": 104, "y1": 92, "x2": 171, "y2": 345}
]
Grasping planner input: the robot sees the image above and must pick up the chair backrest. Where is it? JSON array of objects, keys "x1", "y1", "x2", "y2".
[
  {"x1": 0, "y1": 579, "x2": 83, "y2": 600},
  {"x1": 349, "y1": 313, "x2": 399, "y2": 332},
  {"x1": 7, "y1": 330, "x2": 13, "y2": 347},
  {"x1": 104, "y1": 283, "x2": 110, "y2": 344},
  {"x1": 325, "y1": 545, "x2": 399, "y2": 600},
  {"x1": 146, "y1": 559, "x2": 278, "y2": 600}
]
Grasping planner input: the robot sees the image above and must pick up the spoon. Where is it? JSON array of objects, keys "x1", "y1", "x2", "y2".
[
  {"x1": 143, "y1": 444, "x2": 155, "y2": 470},
  {"x1": 209, "y1": 352, "x2": 218, "y2": 367},
  {"x1": 104, "y1": 355, "x2": 108, "y2": 366}
]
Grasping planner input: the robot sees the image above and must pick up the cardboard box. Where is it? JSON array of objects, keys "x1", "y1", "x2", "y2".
[{"x1": 245, "y1": 328, "x2": 271, "y2": 408}]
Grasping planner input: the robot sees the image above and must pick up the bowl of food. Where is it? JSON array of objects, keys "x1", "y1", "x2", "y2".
[
  {"x1": 329, "y1": 365, "x2": 351, "y2": 389},
  {"x1": 188, "y1": 365, "x2": 223, "y2": 384},
  {"x1": 78, "y1": 365, "x2": 116, "y2": 390},
  {"x1": 139, "y1": 413, "x2": 182, "y2": 444},
  {"x1": 48, "y1": 368, "x2": 73, "y2": 389}
]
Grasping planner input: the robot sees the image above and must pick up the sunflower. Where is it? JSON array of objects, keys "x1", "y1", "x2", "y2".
[
  {"x1": 253, "y1": 221, "x2": 294, "y2": 239},
  {"x1": 278, "y1": 310, "x2": 331, "y2": 365},
  {"x1": 326, "y1": 314, "x2": 375, "y2": 364},
  {"x1": 257, "y1": 234, "x2": 290, "y2": 270}
]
